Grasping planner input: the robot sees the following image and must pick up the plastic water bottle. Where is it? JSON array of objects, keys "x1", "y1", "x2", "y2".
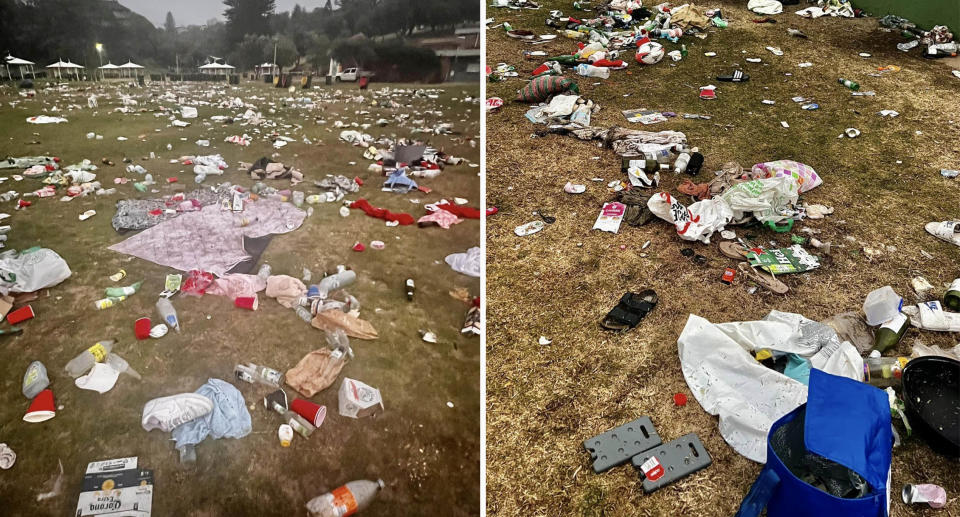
[
  {"x1": 156, "y1": 298, "x2": 180, "y2": 332},
  {"x1": 317, "y1": 269, "x2": 356, "y2": 298},
  {"x1": 575, "y1": 64, "x2": 610, "y2": 79},
  {"x1": 838, "y1": 78, "x2": 860, "y2": 91},
  {"x1": 296, "y1": 305, "x2": 313, "y2": 323},
  {"x1": 106, "y1": 353, "x2": 141, "y2": 380},
  {"x1": 234, "y1": 363, "x2": 282, "y2": 387},
  {"x1": 65, "y1": 340, "x2": 114, "y2": 378},
  {"x1": 645, "y1": 148, "x2": 672, "y2": 164},
  {"x1": 257, "y1": 264, "x2": 272, "y2": 281},
  {"x1": 305, "y1": 479, "x2": 385, "y2": 517},
  {"x1": 674, "y1": 152, "x2": 691, "y2": 174}
]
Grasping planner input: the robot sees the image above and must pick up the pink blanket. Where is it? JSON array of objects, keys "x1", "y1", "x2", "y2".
[{"x1": 109, "y1": 199, "x2": 305, "y2": 275}]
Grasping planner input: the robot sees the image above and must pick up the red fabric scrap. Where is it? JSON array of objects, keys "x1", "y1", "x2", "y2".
[
  {"x1": 434, "y1": 203, "x2": 481, "y2": 219},
  {"x1": 349, "y1": 198, "x2": 415, "y2": 225}
]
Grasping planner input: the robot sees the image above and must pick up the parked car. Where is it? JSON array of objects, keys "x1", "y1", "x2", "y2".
[{"x1": 336, "y1": 68, "x2": 374, "y2": 82}]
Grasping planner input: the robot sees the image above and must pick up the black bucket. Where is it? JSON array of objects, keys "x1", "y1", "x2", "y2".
[{"x1": 902, "y1": 356, "x2": 960, "y2": 457}]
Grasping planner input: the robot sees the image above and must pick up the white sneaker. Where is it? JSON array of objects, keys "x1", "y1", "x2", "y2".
[{"x1": 141, "y1": 393, "x2": 214, "y2": 432}]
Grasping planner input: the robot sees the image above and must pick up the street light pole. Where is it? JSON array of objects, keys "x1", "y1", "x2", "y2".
[{"x1": 95, "y1": 43, "x2": 103, "y2": 81}]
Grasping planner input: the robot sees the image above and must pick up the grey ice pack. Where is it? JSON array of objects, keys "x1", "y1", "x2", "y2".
[
  {"x1": 583, "y1": 416, "x2": 662, "y2": 473},
  {"x1": 631, "y1": 433, "x2": 712, "y2": 493}
]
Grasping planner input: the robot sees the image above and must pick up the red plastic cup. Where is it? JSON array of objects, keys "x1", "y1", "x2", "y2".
[
  {"x1": 291, "y1": 399, "x2": 326, "y2": 427},
  {"x1": 23, "y1": 388, "x2": 55, "y2": 423},
  {"x1": 234, "y1": 296, "x2": 259, "y2": 310},
  {"x1": 134, "y1": 317, "x2": 152, "y2": 340},
  {"x1": 7, "y1": 305, "x2": 35, "y2": 324}
]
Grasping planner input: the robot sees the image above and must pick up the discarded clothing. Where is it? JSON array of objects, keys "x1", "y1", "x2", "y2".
[
  {"x1": 432, "y1": 203, "x2": 482, "y2": 219},
  {"x1": 265, "y1": 275, "x2": 307, "y2": 309},
  {"x1": 108, "y1": 199, "x2": 305, "y2": 276},
  {"x1": 26, "y1": 116, "x2": 67, "y2": 124},
  {"x1": 383, "y1": 169, "x2": 418, "y2": 192},
  {"x1": 206, "y1": 274, "x2": 266, "y2": 300},
  {"x1": 245, "y1": 157, "x2": 304, "y2": 184},
  {"x1": 517, "y1": 76, "x2": 579, "y2": 103},
  {"x1": 418, "y1": 210, "x2": 463, "y2": 229},
  {"x1": 315, "y1": 175, "x2": 359, "y2": 193},
  {"x1": 445, "y1": 247, "x2": 481, "y2": 277},
  {"x1": 748, "y1": 0, "x2": 782, "y2": 15},
  {"x1": 349, "y1": 198, "x2": 415, "y2": 225},
  {"x1": 0, "y1": 156, "x2": 57, "y2": 169},
  {"x1": 172, "y1": 378, "x2": 252, "y2": 449}
]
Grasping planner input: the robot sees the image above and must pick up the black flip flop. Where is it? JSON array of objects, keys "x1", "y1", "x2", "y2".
[
  {"x1": 601, "y1": 290, "x2": 658, "y2": 331},
  {"x1": 534, "y1": 209, "x2": 556, "y2": 224},
  {"x1": 717, "y1": 70, "x2": 749, "y2": 82}
]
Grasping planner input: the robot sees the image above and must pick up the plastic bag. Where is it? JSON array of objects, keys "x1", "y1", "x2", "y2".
[
  {"x1": 751, "y1": 160, "x2": 822, "y2": 194},
  {"x1": 720, "y1": 176, "x2": 800, "y2": 223},
  {"x1": 647, "y1": 192, "x2": 733, "y2": 243},
  {"x1": 181, "y1": 270, "x2": 215, "y2": 297},
  {"x1": 678, "y1": 311, "x2": 863, "y2": 462},
  {"x1": 0, "y1": 248, "x2": 71, "y2": 295}
]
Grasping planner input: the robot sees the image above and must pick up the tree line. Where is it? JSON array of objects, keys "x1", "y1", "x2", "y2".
[{"x1": 0, "y1": 0, "x2": 476, "y2": 74}]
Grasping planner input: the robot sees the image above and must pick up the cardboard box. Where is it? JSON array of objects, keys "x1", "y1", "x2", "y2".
[{"x1": 76, "y1": 458, "x2": 153, "y2": 516}]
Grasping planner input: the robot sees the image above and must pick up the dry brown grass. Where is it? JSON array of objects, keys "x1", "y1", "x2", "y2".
[{"x1": 485, "y1": 2, "x2": 960, "y2": 516}]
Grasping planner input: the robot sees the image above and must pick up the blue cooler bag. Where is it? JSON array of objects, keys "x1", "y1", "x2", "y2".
[{"x1": 736, "y1": 368, "x2": 892, "y2": 517}]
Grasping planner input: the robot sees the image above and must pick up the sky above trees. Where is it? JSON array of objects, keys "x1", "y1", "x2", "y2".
[{"x1": 119, "y1": 0, "x2": 326, "y2": 27}]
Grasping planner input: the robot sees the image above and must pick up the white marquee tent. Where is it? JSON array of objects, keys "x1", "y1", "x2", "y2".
[{"x1": 4, "y1": 55, "x2": 36, "y2": 80}]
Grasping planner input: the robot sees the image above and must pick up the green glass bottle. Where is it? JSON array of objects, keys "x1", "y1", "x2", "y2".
[
  {"x1": 548, "y1": 55, "x2": 578, "y2": 65},
  {"x1": 871, "y1": 313, "x2": 908, "y2": 354},
  {"x1": 945, "y1": 278, "x2": 960, "y2": 311}
]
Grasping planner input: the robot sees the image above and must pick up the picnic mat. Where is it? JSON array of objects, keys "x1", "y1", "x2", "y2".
[{"x1": 109, "y1": 199, "x2": 305, "y2": 275}]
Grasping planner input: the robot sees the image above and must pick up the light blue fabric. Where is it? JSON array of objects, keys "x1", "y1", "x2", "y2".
[
  {"x1": 782, "y1": 354, "x2": 811, "y2": 386},
  {"x1": 172, "y1": 378, "x2": 251, "y2": 448},
  {"x1": 383, "y1": 168, "x2": 418, "y2": 192}
]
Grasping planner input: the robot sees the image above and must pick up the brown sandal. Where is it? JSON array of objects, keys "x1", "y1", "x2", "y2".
[
  {"x1": 737, "y1": 262, "x2": 789, "y2": 294},
  {"x1": 720, "y1": 241, "x2": 751, "y2": 261}
]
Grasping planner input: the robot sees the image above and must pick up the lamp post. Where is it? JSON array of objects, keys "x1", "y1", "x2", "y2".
[{"x1": 95, "y1": 43, "x2": 103, "y2": 81}]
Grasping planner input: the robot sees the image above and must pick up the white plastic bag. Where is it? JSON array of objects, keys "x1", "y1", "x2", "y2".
[
  {"x1": 0, "y1": 248, "x2": 72, "y2": 295},
  {"x1": 647, "y1": 192, "x2": 732, "y2": 243},
  {"x1": 678, "y1": 311, "x2": 863, "y2": 462},
  {"x1": 720, "y1": 176, "x2": 800, "y2": 223}
]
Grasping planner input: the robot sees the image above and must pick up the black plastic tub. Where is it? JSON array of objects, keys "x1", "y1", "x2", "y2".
[{"x1": 902, "y1": 356, "x2": 960, "y2": 457}]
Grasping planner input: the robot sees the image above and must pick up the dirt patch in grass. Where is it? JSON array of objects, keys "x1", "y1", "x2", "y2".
[
  {"x1": 0, "y1": 79, "x2": 480, "y2": 515},
  {"x1": 485, "y1": 3, "x2": 960, "y2": 516}
]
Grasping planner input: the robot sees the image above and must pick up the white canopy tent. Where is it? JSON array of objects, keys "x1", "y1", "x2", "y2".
[
  {"x1": 98, "y1": 62, "x2": 120, "y2": 79},
  {"x1": 199, "y1": 62, "x2": 235, "y2": 76},
  {"x1": 4, "y1": 56, "x2": 36, "y2": 81},
  {"x1": 46, "y1": 60, "x2": 83, "y2": 80},
  {"x1": 118, "y1": 61, "x2": 144, "y2": 78}
]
